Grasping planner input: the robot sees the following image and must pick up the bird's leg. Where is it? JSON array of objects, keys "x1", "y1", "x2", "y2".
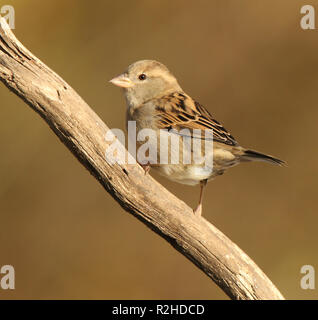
[{"x1": 193, "y1": 179, "x2": 207, "y2": 217}]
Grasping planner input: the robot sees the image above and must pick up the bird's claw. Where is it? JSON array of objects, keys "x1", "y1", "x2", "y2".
[{"x1": 193, "y1": 204, "x2": 202, "y2": 217}]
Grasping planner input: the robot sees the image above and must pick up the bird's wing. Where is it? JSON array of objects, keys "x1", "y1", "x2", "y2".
[{"x1": 154, "y1": 92, "x2": 238, "y2": 146}]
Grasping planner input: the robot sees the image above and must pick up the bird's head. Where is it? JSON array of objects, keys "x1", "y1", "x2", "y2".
[{"x1": 110, "y1": 60, "x2": 181, "y2": 107}]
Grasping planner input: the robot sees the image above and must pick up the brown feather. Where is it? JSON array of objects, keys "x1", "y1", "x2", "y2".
[{"x1": 154, "y1": 92, "x2": 238, "y2": 146}]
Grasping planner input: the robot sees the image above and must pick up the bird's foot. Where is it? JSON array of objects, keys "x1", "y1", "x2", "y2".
[
  {"x1": 140, "y1": 163, "x2": 150, "y2": 175},
  {"x1": 193, "y1": 204, "x2": 202, "y2": 217}
]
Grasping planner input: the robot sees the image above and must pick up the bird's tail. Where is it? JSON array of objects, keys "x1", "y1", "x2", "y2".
[{"x1": 241, "y1": 149, "x2": 285, "y2": 166}]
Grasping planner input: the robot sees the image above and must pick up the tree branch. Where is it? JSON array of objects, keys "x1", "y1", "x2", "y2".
[{"x1": 0, "y1": 18, "x2": 284, "y2": 300}]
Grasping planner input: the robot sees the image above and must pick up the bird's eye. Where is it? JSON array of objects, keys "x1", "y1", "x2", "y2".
[{"x1": 138, "y1": 73, "x2": 147, "y2": 81}]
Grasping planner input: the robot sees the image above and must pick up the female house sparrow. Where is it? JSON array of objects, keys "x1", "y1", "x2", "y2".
[{"x1": 110, "y1": 60, "x2": 284, "y2": 216}]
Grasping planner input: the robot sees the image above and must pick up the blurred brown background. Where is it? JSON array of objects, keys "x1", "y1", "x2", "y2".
[{"x1": 0, "y1": 0, "x2": 317, "y2": 300}]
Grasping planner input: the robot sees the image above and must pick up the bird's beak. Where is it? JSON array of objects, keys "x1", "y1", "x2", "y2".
[{"x1": 109, "y1": 74, "x2": 134, "y2": 88}]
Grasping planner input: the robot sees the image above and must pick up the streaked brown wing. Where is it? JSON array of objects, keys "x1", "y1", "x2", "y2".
[{"x1": 155, "y1": 92, "x2": 238, "y2": 146}]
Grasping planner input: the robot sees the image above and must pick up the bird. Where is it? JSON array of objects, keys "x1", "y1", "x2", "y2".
[{"x1": 110, "y1": 60, "x2": 285, "y2": 217}]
